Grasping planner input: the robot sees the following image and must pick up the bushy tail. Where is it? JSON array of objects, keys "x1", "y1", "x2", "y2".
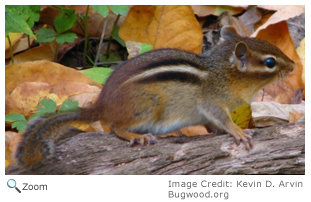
[{"x1": 16, "y1": 110, "x2": 89, "y2": 167}]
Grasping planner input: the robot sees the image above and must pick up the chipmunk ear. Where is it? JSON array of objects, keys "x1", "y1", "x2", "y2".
[
  {"x1": 234, "y1": 41, "x2": 248, "y2": 59},
  {"x1": 233, "y1": 41, "x2": 249, "y2": 71},
  {"x1": 220, "y1": 25, "x2": 239, "y2": 40}
]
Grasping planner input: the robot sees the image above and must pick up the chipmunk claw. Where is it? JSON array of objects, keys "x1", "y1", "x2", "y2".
[
  {"x1": 129, "y1": 133, "x2": 157, "y2": 146},
  {"x1": 231, "y1": 129, "x2": 253, "y2": 150}
]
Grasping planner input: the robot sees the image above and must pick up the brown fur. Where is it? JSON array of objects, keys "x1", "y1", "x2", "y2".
[{"x1": 17, "y1": 26, "x2": 295, "y2": 167}]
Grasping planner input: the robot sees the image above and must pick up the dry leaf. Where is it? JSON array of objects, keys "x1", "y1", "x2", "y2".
[
  {"x1": 289, "y1": 111, "x2": 304, "y2": 123},
  {"x1": 5, "y1": 60, "x2": 102, "y2": 116},
  {"x1": 254, "y1": 13, "x2": 273, "y2": 31},
  {"x1": 230, "y1": 104, "x2": 252, "y2": 129},
  {"x1": 5, "y1": 35, "x2": 36, "y2": 59},
  {"x1": 73, "y1": 13, "x2": 125, "y2": 38},
  {"x1": 125, "y1": 41, "x2": 142, "y2": 58},
  {"x1": 6, "y1": 131, "x2": 21, "y2": 167},
  {"x1": 10, "y1": 41, "x2": 57, "y2": 63},
  {"x1": 119, "y1": 5, "x2": 203, "y2": 54},
  {"x1": 218, "y1": 11, "x2": 252, "y2": 37},
  {"x1": 296, "y1": 38, "x2": 305, "y2": 85},
  {"x1": 192, "y1": 5, "x2": 245, "y2": 16},
  {"x1": 39, "y1": 6, "x2": 94, "y2": 26},
  {"x1": 256, "y1": 5, "x2": 285, "y2": 10},
  {"x1": 238, "y1": 6, "x2": 262, "y2": 33},
  {"x1": 251, "y1": 101, "x2": 305, "y2": 127},
  {"x1": 180, "y1": 125, "x2": 208, "y2": 136},
  {"x1": 251, "y1": 5, "x2": 305, "y2": 37},
  {"x1": 52, "y1": 81, "x2": 101, "y2": 102},
  {"x1": 69, "y1": 92, "x2": 100, "y2": 108},
  {"x1": 5, "y1": 33, "x2": 23, "y2": 50},
  {"x1": 6, "y1": 82, "x2": 52, "y2": 116}
]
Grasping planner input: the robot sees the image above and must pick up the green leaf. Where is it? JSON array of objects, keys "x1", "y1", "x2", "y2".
[
  {"x1": 92, "y1": 5, "x2": 109, "y2": 18},
  {"x1": 36, "y1": 99, "x2": 57, "y2": 114},
  {"x1": 29, "y1": 99, "x2": 57, "y2": 120},
  {"x1": 27, "y1": 5, "x2": 41, "y2": 27},
  {"x1": 99, "y1": 53, "x2": 117, "y2": 62},
  {"x1": 28, "y1": 112, "x2": 44, "y2": 120},
  {"x1": 5, "y1": 113, "x2": 26, "y2": 122},
  {"x1": 54, "y1": 11, "x2": 77, "y2": 34},
  {"x1": 35, "y1": 28, "x2": 56, "y2": 43},
  {"x1": 139, "y1": 43, "x2": 154, "y2": 54},
  {"x1": 80, "y1": 68, "x2": 113, "y2": 84},
  {"x1": 59, "y1": 99, "x2": 79, "y2": 112},
  {"x1": 112, "y1": 27, "x2": 125, "y2": 47},
  {"x1": 56, "y1": 32, "x2": 78, "y2": 44},
  {"x1": 5, "y1": 113, "x2": 27, "y2": 133},
  {"x1": 5, "y1": 6, "x2": 35, "y2": 37},
  {"x1": 108, "y1": 5, "x2": 129, "y2": 16},
  {"x1": 12, "y1": 120, "x2": 28, "y2": 132}
]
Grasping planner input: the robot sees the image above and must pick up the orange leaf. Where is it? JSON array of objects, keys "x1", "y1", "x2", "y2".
[
  {"x1": 180, "y1": 125, "x2": 208, "y2": 136},
  {"x1": 119, "y1": 5, "x2": 203, "y2": 54}
]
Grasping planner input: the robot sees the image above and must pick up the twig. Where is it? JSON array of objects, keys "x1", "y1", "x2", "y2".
[
  {"x1": 105, "y1": 14, "x2": 121, "y2": 59},
  {"x1": 7, "y1": 35, "x2": 14, "y2": 63},
  {"x1": 82, "y1": 5, "x2": 90, "y2": 66},
  {"x1": 95, "y1": 20, "x2": 108, "y2": 66}
]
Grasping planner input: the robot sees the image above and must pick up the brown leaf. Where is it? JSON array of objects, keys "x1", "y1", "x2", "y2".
[
  {"x1": 72, "y1": 13, "x2": 125, "y2": 38},
  {"x1": 251, "y1": 5, "x2": 305, "y2": 37},
  {"x1": 192, "y1": 5, "x2": 246, "y2": 16},
  {"x1": 218, "y1": 11, "x2": 252, "y2": 37},
  {"x1": 180, "y1": 125, "x2": 208, "y2": 136},
  {"x1": 52, "y1": 81, "x2": 101, "y2": 105},
  {"x1": 6, "y1": 131, "x2": 22, "y2": 167},
  {"x1": 238, "y1": 6, "x2": 262, "y2": 33},
  {"x1": 6, "y1": 82, "x2": 52, "y2": 116},
  {"x1": 296, "y1": 38, "x2": 305, "y2": 86},
  {"x1": 5, "y1": 35, "x2": 36, "y2": 59},
  {"x1": 39, "y1": 6, "x2": 95, "y2": 26},
  {"x1": 289, "y1": 112, "x2": 304, "y2": 123},
  {"x1": 119, "y1": 5, "x2": 203, "y2": 54},
  {"x1": 5, "y1": 33, "x2": 24, "y2": 51},
  {"x1": 11, "y1": 41, "x2": 57, "y2": 63},
  {"x1": 256, "y1": 5, "x2": 285, "y2": 10},
  {"x1": 125, "y1": 41, "x2": 142, "y2": 58},
  {"x1": 5, "y1": 60, "x2": 102, "y2": 116},
  {"x1": 251, "y1": 102, "x2": 305, "y2": 127}
]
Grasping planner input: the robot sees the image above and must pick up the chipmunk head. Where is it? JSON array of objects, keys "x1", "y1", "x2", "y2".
[{"x1": 220, "y1": 25, "x2": 295, "y2": 81}]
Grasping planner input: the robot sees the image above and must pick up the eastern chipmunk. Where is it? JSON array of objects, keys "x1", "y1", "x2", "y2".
[{"x1": 15, "y1": 26, "x2": 295, "y2": 167}]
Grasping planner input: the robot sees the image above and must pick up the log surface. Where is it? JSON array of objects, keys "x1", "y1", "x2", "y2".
[{"x1": 6, "y1": 122, "x2": 305, "y2": 175}]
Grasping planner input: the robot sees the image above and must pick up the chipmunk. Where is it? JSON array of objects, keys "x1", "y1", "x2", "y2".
[{"x1": 15, "y1": 25, "x2": 295, "y2": 167}]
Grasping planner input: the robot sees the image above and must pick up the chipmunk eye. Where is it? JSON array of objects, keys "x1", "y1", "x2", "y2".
[{"x1": 264, "y1": 58, "x2": 277, "y2": 68}]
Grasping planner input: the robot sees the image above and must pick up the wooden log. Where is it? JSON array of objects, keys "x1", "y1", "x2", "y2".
[{"x1": 6, "y1": 122, "x2": 305, "y2": 175}]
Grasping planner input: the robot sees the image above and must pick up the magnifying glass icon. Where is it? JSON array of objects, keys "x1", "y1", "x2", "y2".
[{"x1": 7, "y1": 179, "x2": 21, "y2": 193}]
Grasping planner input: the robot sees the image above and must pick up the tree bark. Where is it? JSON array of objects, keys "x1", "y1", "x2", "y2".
[{"x1": 6, "y1": 122, "x2": 305, "y2": 175}]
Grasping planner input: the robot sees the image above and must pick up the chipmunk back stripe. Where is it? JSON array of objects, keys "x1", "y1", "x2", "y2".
[
  {"x1": 137, "y1": 71, "x2": 202, "y2": 84},
  {"x1": 124, "y1": 65, "x2": 208, "y2": 85},
  {"x1": 140, "y1": 58, "x2": 205, "y2": 71}
]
